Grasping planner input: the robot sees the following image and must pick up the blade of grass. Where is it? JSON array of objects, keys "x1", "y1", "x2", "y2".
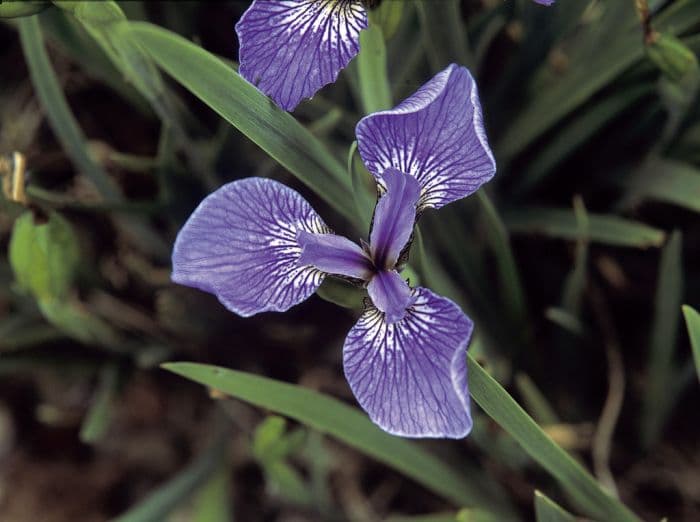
[
  {"x1": 476, "y1": 191, "x2": 528, "y2": 338},
  {"x1": 414, "y1": 0, "x2": 473, "y2": 70},
  {"x1": 192, "y1": 460, "x2": 233, "y2": 522},
  {"x1": 0, "y1": 1, "x2": 50, "y2": 18},
  {"x1": 641, "y1": 231, "x2": 684, "y2": 448},
  {"x1": 467, "y1": 354, "x2": 640, "y2": 522},
  {"x1": 126, "y1": 22, "x2": 358, "y2": 226},
  {"x1": 161, "y1": 362, "x2": 517, "y2": 520},
  {"x1": 497, "y1": 0, "x2": 700, "y2": 161},
  {"x1": 681, "y1": 305, "x2": 700, "y2": 382},
  {"x1": 503, "y1": 207, "x2": 665, "y2": 248},
  {"x1": 357, "y1": 23, "x2": 392, "y2": 114},
  {"x1": 79, "y1": 363, "x2": 119, "y2": 443},
  {"x1": 113, "y1": 428, "x2": 228, "y2": 522},
  {"x1": 19, "y1": 15, "x2": 118, "y2": 200},
  {"x1": 511, "y1": 85, "x2": 653, "y2": 197},
  {"x1": 534, "y1": 490, "x2": 578, "y2": 522},
  {"x1": 625, "y1": 157, "x2": 700, "y2": 213},
  {"x1": 18, "y1": 15, "x2": 169, "y2": 260},
  {"x1": 515, "y1": 373, "x2": 559, "y2": 426}
]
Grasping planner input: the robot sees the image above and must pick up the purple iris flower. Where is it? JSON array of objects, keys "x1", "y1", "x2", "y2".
[
  {"x1": 235, "y1": 0, "x2": 368, "y2": 111},
  {"x1": 172, "y1": 64, "x2": 496, "y2": 438}
]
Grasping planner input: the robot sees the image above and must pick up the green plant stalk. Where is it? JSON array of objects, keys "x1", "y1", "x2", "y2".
[
  {"x1": 476, "y1": 191, "x2": 529, "y2": 338},
  {"x1": 357, "y1": 23, "x2": 393, "y2": 114}
]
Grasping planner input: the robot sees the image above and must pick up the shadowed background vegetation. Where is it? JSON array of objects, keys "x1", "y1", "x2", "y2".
[{"x1": 0, "y1": 1, "x2": 699, "y2": 521}]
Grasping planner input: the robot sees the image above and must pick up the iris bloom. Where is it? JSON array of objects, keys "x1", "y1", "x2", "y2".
[
  {"x1": 235, "y1": 0, "x2": 552, "y2": 112},
  {"x1": 173, "y1": 64, "x2": 496, "y2": 438}
]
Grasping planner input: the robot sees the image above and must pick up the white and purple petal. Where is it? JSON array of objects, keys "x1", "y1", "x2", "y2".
[
  {"x1": 172, "y1": 178, "x2": 328, "y2": 317},
  {"x1": 297, "y1": 231, "x2": 373, "y2": 280},
  {"x1": 344, "y1": 287, "x2": 474, "y2": 438},
  {"x1": 236, "y1": 0, "x2": 368, "y2": 111},
  {"x1": 356, "y1": 64, "x2": 496, "y2": 209},
  {"x1": 369, "y1": 168, "x2": 421, "y2": 269},
  {"x1": 366, "y1": 270, "x2": 415, "y2": 325}
]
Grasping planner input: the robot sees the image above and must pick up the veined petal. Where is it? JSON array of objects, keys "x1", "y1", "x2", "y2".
[
  {"x1": 343, "y1": 287, "x2": 473, "y2": 438},
  {"x1": 236, "y1": 0, "x2": 368, "y2": 111},
  {"x1": 172, "y1": 178, "x2": 328, "y2": 317},
  {"x1": 298, "y1": 231, "x2": 373, "y2": 280},
  {"x1": 369, "y1": 168, "x2": 420, "y2": 269},
  {"x1": 356, "y1": 64, "x2": 496, "y2": 209},
  {"x1": 366, "y1": 270, "x2": 415, "y2": 324}
]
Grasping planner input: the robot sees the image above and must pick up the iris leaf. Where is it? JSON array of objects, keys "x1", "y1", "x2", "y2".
[
  {"x1": 79, "y1": 363, "x2": 119, "y2": 443},
  {"x1": 161, "y1": 362, "x2": 516, "y2": 520},
  {"x1": 497, "y1": 0, "x2": 700, "y2": 161},
  {"x1": 126, "y1": 22, "x2": 358, "y2": 226},
  {"x1": 681, "y1": 305, "x2": 700, "y2": 382},
  {"x1": 641, "y1": 231, "x2": 684, "y2": 448},
  {"x1": 113, "y1": 429, "x2": 228, "y2": 522},
  {"x1": 19, "y1": 16, "x2": 119, "y2": 200},
  {"x1": 467, "y1": 355, "x2": 640, "y2": 522},
  {"x1": 503, "y1": 207, "x2": 665, "y2": 248},
  {"x1": 357, "y1": 24, "x2": 393, "y2": 114},
  {"x1": 534, "y1": 490, "x2": 578, "y2": 522},
  {"x1": 625, "y1": 157, "x2": 700, "y2": 214},
  {"x1": 18, "y1": 15, "x2": 169, "y2": 259}
]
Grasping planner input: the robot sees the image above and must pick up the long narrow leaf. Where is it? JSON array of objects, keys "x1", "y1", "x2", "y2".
[
  {"x1": 641, "y1": 231, "x2": 684, "y2": 448},
  {"x1": 19, "y1": 15, "x2": 119, "y2": 200},
  {"x1": 503, "y1": 208, "x2": 665, "y2": 248},
  {"x1": 497, "y1": 1, "x2": 700, "y2": 161},
  {"x1": 681, "y1": 305, "x2": 700, "y2": 382},
  {"x1": 626, "y1": 157, "x2": 700, "y2": 214},
  {"x1": 113, "y1": 429, "x2": 228, "y2": 522},
  {"x1": 357, "y1": 24, "x2": 392, "y2": 114},
  {"x1": 467, "y1": 354, "x2": 640, "y2": 522},
  {"x1": 534, "y1": 491, "x2": 578, "y2": 522},
  {"x1": 126, "y1": 22, "x2": 358, "y2": 225},
  {"x1": 161, "y1": 362, "x2": 516, "y2": 520}
]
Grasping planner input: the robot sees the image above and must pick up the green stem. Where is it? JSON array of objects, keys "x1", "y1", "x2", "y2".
[{"x1": 356, "y1": 24, "x2": 392, "y2": 114}]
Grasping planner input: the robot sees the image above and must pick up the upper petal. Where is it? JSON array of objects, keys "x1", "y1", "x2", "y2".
[
  {"x1": 236, "y1": 0, "x2": 368, "y2": 111},
  {"x1": 172, "y1": 178, "x2": 328, "y2": 317},
  {"x1": 369, "y1": 168, "x2": 420, "y2": 269},
  {"x1": 343, "y1": 287, "x2": 474, "y2": 438},
  {"x1": 298, "y1": 231, "x2": 374, "y2": 280},
  {"x1": 355, "y1": 64, "x2": 496, "y2": 209}
]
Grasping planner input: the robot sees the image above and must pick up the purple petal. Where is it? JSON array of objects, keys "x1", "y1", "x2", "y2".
[
  {"x1": 344, "y1": 287, "x2": 473, "y2": 438},
  {"x1": 356, "y1": 64, "x2": 496, "y2": 209},
  {"x1": 298, "y1": 231, "x2": 373, "y2": 280},
  {"x1": 534, "y1": 0, "x2": 555, "y2": 5},
  {"x1": 236, "y1": 0, "x2": 368, "y2": 111},
  {"x1": 369, "y1": 168, "x2": 420, "y2": 269},
  {"x1": 172, "y1": 178, "x2": 329, "y2": 316},
  {"x1": 366, "y1": 270, "x2": 415, "y2": 324}
]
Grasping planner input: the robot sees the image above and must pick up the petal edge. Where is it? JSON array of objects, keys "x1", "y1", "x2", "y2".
[
  {"x1": 343, "y1": 287, "x2": 473, "y2": 438},
  {"x1": 172, "y1": 178, "x2": 328, "y2": 316}
]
